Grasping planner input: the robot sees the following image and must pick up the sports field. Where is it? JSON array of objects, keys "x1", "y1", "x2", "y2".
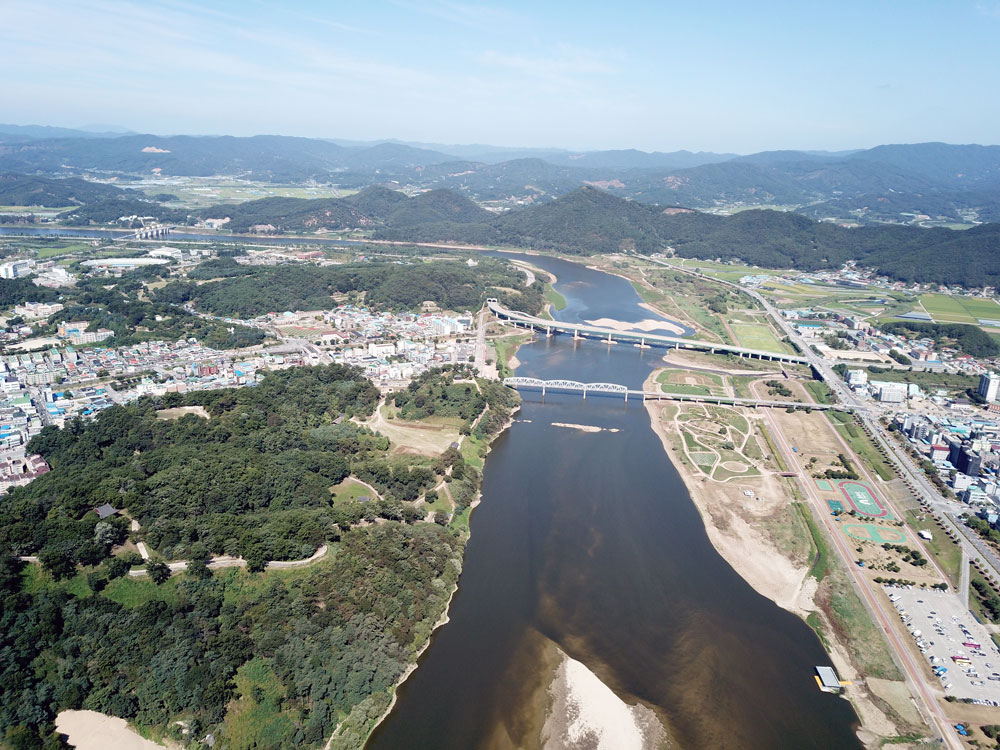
[
  {"x1": 918, "y1": 293, "x2": 1000, "y2": 326},
  {"x1": 730, "y1": 322, "x2": 786, "y2": 351},
  {"x1": 843, "y1": 523, "x2": 907, "y2": 544},
  {"x1": 815, "y1": 479, "x2": 834, "y2": 492},
  {"x1": 826, "y1": 499, "x2": 844, "y2": 513},
  {"x1": 839, "y1": 480, "x2": 890, "y2": 518}
]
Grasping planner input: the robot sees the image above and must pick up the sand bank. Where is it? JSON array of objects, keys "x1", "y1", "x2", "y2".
[
  {"x1": 641, "y1": 373, "x2": 912, "y2": 746},
  {"x1": 56, "y1": 711, "x2": 167, "y2": 750},
  {"x1": 585, "y1": 317, "x2": 687, "y2": 335},
  {"x1": 551, "y1": 422, "x2": 621, "y2": 433},
  {"x1": 542, "y1": 649, "x2": 665, "y2": 750}
]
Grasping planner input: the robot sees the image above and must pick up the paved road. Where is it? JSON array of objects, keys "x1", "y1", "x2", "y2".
[
  {"x1": 656, "y1": 258, "x2": 965, "y2": 746},
  {"x1": 962, "y1": 547, "x2": 971, "y2": 611},
  {"x1": 658, "y1": 258, "x2": 1000, "y2": 584},
  {"x1": 474, "y1": 306, "x2": 488, "y2": 375},
  {"x1": 759, "y1": 405, "x2": 961, "y2": 749}
]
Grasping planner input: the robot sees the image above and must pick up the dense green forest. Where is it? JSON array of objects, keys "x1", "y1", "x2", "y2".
[
  {"x1": 881, "y1": 321, "x2": 1000, "y2": 358},
  {"x1": 0, "y1": 278, "x2": 59, "y2": 307},
  {"x1": 4, "y1": 365, "x2": 382, "y2": 566},
  {"x1": 0, "y1": 524, "x2": 462, "y2": 750},
  {"x1": 372, "y1": 186, "x2": 1000, "y2": 288},
  {"x1": 198, "y1": 187, "x2": 492, "y2": 233},
  {"x1": 0, "y1": 364, "x2": 519, "y2": 748},
  {"x1": 0, "y1": 173, "x2": 131, "y2": 207},
  {"x1": 156, "y1": 257, "x2": 544, "y2": 317}
]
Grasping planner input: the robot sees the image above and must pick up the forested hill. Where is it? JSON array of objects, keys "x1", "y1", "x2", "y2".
[
  {"x1": 0, "y1": 172, "x2": 133, "y2": 206},
  {"x1": 372, "y1": 186, "x2": 1000, "y2": 288},
  {"x1": 0, "y1": 364, "x2": 521, "y2": 748},
  {"x1": 157, "y1": 256, "x2": 545, "y2": 318},
  {"x1": 198, "y1": 186, "x2": 493, "y2": 233}
]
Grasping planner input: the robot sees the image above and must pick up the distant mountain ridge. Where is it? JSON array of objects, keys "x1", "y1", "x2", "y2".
[{"x1": 2, "y1": 126, "x2": 999, "y2": 226}]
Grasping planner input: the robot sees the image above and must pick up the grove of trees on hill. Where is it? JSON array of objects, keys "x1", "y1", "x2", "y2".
[{"x1": 0, "y1": 364, "x2": 520, "y2": 748}]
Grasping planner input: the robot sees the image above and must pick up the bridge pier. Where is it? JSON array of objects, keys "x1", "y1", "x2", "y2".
[
  {"x1": 546, "y1": 325, "x2": 552, "y2": 337},
  {"x1": 606, "y1": 332, "x2": 615, "y2": 345}
]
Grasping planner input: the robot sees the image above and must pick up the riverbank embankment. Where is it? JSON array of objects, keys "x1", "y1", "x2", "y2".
[{"x1": 641, "y1": 368, "x2": 914, "y2": 747}]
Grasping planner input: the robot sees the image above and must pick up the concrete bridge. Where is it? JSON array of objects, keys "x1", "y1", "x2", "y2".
[
  {"x1": 116, "y1": 224, "x2": 173, "y2": 241},
  {"x1": 503, "y1": 376, "x2": 850, "y2": 412},
  {"x1": 487, "y1": 300, "x2": 808, "y2": 365}
]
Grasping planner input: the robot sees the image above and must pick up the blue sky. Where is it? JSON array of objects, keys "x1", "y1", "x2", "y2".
[{"x1": 1, "y1": 0, "x2": 998, "y2": 152}]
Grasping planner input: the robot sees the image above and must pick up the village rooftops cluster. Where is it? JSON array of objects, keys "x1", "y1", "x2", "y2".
[{"x1": 895, "y1": 412, "x2": 1000, "y2": 508}]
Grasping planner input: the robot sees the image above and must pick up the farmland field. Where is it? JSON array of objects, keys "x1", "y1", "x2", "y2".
[{"x1": 918, "y1": 293, "x2": 1000, "y2": 325}]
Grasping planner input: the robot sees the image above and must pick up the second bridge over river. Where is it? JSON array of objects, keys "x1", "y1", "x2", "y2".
[
  {"x1": 487, "y1": 300, "x2": 809, "y2": 365},
  {"x1": 503, "y1": 377, "x2": 849, "y2": 411}
]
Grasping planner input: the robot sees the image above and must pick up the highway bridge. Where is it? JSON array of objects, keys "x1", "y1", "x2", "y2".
[
  {"x1": 502, "y1": 377, "x2": 849, "y2": 411},
  {"x1": 115, "y1": 224, "x2": 173, "y2": 241},
  {"x1": 486, "y1": 300, "x2": 808, "y2": 365}
]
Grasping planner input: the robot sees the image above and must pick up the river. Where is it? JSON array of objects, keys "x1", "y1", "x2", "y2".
[{"x1": 366, "y1": 254, "x2": 862, "y2": 749}]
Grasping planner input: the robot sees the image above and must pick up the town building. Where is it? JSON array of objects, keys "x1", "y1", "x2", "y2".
[{"x1": 979, "y1": 372, "x2": 1000, "y2": 403}]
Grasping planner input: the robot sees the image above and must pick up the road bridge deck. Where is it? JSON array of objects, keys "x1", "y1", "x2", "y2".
[{"x1": 487, "y1": 301, "x2": 808, "y2": 365}]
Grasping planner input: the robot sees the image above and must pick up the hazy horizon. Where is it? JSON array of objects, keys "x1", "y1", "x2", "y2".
[
  {"x1": 6, "y1": 122, "x2": 1000, "y2": 157},
  {"x1": 2, "y1": 1, "x2": 999, "y2": 153}
]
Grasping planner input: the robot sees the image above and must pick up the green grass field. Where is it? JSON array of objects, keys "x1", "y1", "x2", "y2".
[
  {"x1": 330, "y1": 477, "x2": 378, "y2": 505},
  {"x1": 544, "y1": 284, "x2": 567, "y2": 311},
  {"x1": 656, "y1": 369, "x2": 727, "y2": 397},
  {"x1": 918, "y1": 293, "x2": 1000, "y2": 325},
  {"x1": 803, "y1": 381, "x2": 833, "y2": 404},
  {"x1": 103, "y1": 574, "x2": 182, "y2": 608},
  {"x1": 902, "y1": 508, "x2": 961, "y2": 587},
  {"x1": 825, "y1": 411, "x2": 896, "y2": 482},
  {"x1": 730, "y1": 321, "x2": 787, "y2": 351}
]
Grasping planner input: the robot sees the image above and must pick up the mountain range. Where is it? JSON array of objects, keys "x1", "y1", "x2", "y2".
[
  {"x1": 2, "y1": 126, "x2": 999, "y2": 225},
  {"x1": 45, "y1": 179, "x2": 1000, "y2": 289}
]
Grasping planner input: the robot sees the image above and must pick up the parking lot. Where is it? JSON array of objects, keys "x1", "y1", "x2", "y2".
[{"x1": 887, "y1": 585, "x2": 1000, "y2": 705}]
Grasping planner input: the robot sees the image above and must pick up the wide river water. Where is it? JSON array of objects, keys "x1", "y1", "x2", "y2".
[{"x1": 367, "y1": 254, "x2": 863, "y2": 749}]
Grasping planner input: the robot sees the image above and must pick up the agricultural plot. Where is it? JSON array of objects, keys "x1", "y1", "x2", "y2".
[{"x1": 918, "y1": 293, "x2": 1000, "y2": 326}]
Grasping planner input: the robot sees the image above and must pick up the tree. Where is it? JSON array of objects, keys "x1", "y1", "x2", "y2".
[
  {"x1": 244, "y1": 544, "x2": 269, "y2": 574},
  {"x1": 186, "y1": 558, "x2": 212, "y2": 579},
  {"x1": 147, "y1": 560, "x2": 171, "y2": 584},
  {"x1": 38, "y1": 547, "x2": 75, "y2": 581}
]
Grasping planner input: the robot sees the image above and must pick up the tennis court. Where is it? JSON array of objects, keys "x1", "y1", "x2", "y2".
[
  {"x1": 839, "y1": 480, "x2": 890, "y2": 518},
  {"x1": 826, "y1": 499, "x2": 844, "y2": 513}
]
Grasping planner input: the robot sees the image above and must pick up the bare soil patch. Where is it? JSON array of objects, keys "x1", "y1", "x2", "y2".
[{"x1": 155, "y1": 406, "x2": 210, "y2": 421}]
